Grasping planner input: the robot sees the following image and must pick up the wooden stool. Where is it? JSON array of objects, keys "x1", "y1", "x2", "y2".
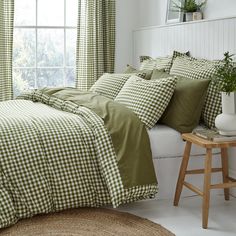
[{"x1": 174, "y1": 133, "x2": 236, "y2": 229}]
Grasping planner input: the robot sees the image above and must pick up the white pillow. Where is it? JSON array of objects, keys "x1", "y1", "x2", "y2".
[{"x1": 115, "y1": 75, "x2": 177, "y2": 129}]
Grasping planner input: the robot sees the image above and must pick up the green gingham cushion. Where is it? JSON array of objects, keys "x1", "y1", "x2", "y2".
[
  {"x1": 139, "y1": 56, "x2": 172, "y2": 71},
  {"x1": 170, "y1": 56, "x2": 219, "y2": 80},
  {"x1": 115, "y1": 75, "x2": 177, "y2": 129},
  {"x1": 140, "y1": 56, "x2": 152, "y2": 63},
  {"x1": 124, "y1": 64, "x2": 153, "y2": 80},
  {"x1": 201, "y1": 82, "x2": 222, "y2": 128},
  {"x1": 89, "y1": 73, "x2": 145, "y2": 100},
  {"x1": 165, "y1": 50, "x2": 190, "y2": 73},
  {"x1": 170, "y1": 56, "x2": 221, "y2": 128}
]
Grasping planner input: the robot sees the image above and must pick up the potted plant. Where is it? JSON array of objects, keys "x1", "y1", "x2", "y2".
[
  {"x1": 174, "y1": 0, "x2": 206, "y2": 22},
  {"x1": 215, "y1": 52, "x2": 236, "y2": 135}
]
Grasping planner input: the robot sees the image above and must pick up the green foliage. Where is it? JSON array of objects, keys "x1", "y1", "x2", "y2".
[
  {"x1": 174, "y1": 0, "x2": 206, "y2": 13},
  {"x1": 13, "y1": 71, "x2": 31, "y2": 96},
  {"x1": 214, "y1": 52, "x2": 236, "y2": 95}
]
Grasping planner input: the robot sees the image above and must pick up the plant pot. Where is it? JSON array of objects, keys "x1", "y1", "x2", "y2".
[
  {"x1": 185, "y1": 12, "x2": 193, "y2": 22},
  {"x1": 215, "y1": 92, "x2": 236, "y2": 135},
  {"x1": 193, "y1": 12, "x2": 203, "y2": 21}
]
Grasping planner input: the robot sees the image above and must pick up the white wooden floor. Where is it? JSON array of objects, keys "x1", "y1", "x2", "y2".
[{"x1": 116, "y1": 194, "x2": 236, "y2": 236}]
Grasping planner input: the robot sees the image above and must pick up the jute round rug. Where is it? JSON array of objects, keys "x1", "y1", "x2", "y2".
[{"x1": 0, "y1": 208, "x2": 174, "y2": 236}]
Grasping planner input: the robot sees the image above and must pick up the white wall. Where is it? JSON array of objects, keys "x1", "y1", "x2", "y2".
[
  {"x1": 204, "y1": 0, "x2": 236, "y2": 20},
  {"x1": 138, "y1": 0, "x2": 166, "y2": 27},
  {"x1": 115, "y1": 0, "x2": 139, "y2": 73},
  {"x1": 137, "y1": 0, "x2": 236, "y2": 28},
  {"x1": 137, "y1": 0, "x2": 162, "y2": 27}
]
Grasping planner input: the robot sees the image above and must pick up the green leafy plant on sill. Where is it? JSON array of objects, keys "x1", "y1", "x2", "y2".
[
  {"x1": 173, "y1": 0, "x2": 206, "y2": 13},
  {"x1": 214, "y1": 52, "x2": 236, "y2": 95}
]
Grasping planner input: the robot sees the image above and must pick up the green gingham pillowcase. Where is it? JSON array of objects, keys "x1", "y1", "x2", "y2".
[
  {"x1": 139, "y1": 56, "x2": 172, "y2": 71},
  {"x1": 124, "y1": 65, "x2": 153, "y2": 80},
  {"x1": 165, "y1": 50, "x2": 190, "y2": 73},
  {"x1": 89, "y1": 73, "x2": 145, "y2": 100},
  {"x1": 170, "y1": 56, "x2": 221, "y2": 128},
  {"x1": 170, "y1": 56, "x2": 218, "y2": 80},
  {"x1": 201, "y1": 82, "x2": 222, "y2": 128},
  {"x1": 115, "y1": 75, "x2": 177, "y2": 129},
  {"x1": 140, "y1": 56, "x2": 152, "y2": 63}
]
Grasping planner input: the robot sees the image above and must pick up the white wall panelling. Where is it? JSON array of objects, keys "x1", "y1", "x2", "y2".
[{"x1": 133, "y1": 16, "x2": 236, "y2": 67}]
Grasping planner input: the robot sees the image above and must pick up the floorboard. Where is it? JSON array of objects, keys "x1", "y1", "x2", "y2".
[{"x1": 115, "y1": 195, "x2": 236, "y2": 236}]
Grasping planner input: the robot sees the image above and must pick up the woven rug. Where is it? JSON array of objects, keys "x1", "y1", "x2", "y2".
[{"x1": 0, "y1": 208, "x2": 175, "y2": 236}]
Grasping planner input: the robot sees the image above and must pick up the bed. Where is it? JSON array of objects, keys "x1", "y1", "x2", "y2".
[{"x1": 0, "y1": 88, "x2": 158, "y2": 229}]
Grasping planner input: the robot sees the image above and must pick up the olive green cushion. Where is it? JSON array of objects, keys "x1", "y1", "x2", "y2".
[
  {"x1": 124, "y1": 65, "x2": 153, "y2": 80},
  {"x1": 160, "y1": 78, "x2": 211, "y2": 133},
  {"x1": 151, "y1": 69, "x2": 173, "y2": 80}
]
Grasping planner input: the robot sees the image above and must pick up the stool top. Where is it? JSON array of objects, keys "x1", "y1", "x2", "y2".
[{"x1": 182, "y1": 133, "x2": 236, "y2": 148}]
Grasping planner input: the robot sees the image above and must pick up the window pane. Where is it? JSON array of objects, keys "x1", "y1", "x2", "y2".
[
  {"x1": 66, "y1": 68, "x2": 75, "y2": 87},
  {"x1": 13, "y1": 69, "x2": 36, "y2": 96},
  {"x1": 38, "y1": 0, "x2": 64, "y2": 26},
  {"x1": 37, "y1": 29, "x2": 64, "y2": 67},
  {"x1": 14, "y1": 0, "x2": 36, "y2": 26},
  {"x1": 13, "y1": 29, "x2": 36, "y2": 67},
  {"x1": 37, "y1": 69, "x2": 64, "y2": 87},
  {"x1": 66, "y1": 29, "x2": 77, "y2": 67},
  {"x1": 66, "y1": 0, "x2": 78, "y2": 26}
]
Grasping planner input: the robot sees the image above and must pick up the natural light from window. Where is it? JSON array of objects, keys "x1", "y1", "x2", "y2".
[{"x1": 13, "y1": 0, "x2": 78, "y2": 96}]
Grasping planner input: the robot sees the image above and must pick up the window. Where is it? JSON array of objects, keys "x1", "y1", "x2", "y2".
[{"x1": 13, "y1": 0, "x2": 78, "y2": 96}]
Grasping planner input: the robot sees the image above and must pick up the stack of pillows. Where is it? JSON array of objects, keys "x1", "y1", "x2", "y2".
[{"x1": 89, "y1": 50, "x2": 222, "y2": 133}]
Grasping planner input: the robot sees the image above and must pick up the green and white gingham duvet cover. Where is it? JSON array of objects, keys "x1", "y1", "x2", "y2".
[{"x1": 0, "y1": 88, "x2": 158, "y2": 229}]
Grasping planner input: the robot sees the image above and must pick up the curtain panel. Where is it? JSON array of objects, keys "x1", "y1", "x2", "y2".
[
  {"x1": 0, "y1": 0, "x2": 14, "y2": 101},
  {"x1": 76, "y1": 0, "x2": 115, "y2": 90}
]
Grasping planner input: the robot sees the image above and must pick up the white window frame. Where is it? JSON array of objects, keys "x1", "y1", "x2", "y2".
[{"x1": 14, "y1": 0, "x2": 77, "y2": 88}]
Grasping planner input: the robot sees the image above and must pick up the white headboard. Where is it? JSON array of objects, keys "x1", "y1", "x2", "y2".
[{"x1": 133, "y1": 16, "x2": 236, "y2": 67}]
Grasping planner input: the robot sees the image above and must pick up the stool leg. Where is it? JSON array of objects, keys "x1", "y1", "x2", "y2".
[
  {"x1": 202, "y1": 148, "x2": 212, "y2": 229},
  {"x1": 221, "y1": 148, "x2": 230, "y2": 201},
  {"x1": 174, "y1": 141, "x2": 192, "y2": 206}
]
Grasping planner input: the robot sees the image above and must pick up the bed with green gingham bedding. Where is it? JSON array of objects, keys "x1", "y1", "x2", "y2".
[{"x1": 0, "y1": 87, "x2": 158, "y2": 229}]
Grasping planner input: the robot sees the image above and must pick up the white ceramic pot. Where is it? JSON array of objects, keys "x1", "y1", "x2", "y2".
[
  {"x1": 215, "y1": 92, "x2": 236, "y2": 135},
  {"x1": 185, "y1": 12, "x2": 193, "y2": 22}
]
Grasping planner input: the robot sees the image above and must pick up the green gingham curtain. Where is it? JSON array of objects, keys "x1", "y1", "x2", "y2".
[
  {"x1": 76, "y1": 0, "x2": 115, "y2": 90},
  {"x1": 0, "y1": 0, "x2": 14, "y2": 101}
]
